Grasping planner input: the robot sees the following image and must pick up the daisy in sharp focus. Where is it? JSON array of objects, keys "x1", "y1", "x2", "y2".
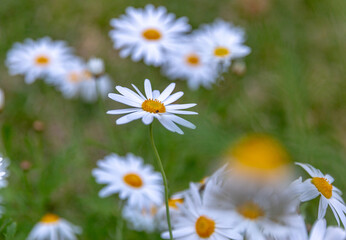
[
  {"x1": 161, "y1": 180, "x2": 242, "y2": 240},
  {"x1": 92, "y1": 153, "x2": 164, "y2": 210},
  {"x1": 194, "y1": 19, "x2": 251, "y2": 71},
  {"x1": 107, "y1": 79, "x2": 197, "y2": 134},
  {"x1": 27, "y1": 213, "x2": 81, "y2": 240},
  {"x1": 163, "y1": 37, "x2": 218, "y2": 90},
  {"x1": 109, "y1": 4, "x2": 191, "y2": 66},
  {"x1": 49, "y1": 58, "x2": 112, "y2": 102},
  {"x1": 295, "y1": 162, "x2": 346, "y2": 228},
  {"x1": 6, "y1": 37, "x2": 73, "y2": 84}
]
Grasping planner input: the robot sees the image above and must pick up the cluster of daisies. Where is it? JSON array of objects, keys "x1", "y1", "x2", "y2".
[
  {"x1": 6, "y1": 38, "x2": 112, "y2": 102},
  {"x1": 109, "y1": 4, "x2": 251, "y2": 90},
  {"x1": 92, "y1": 134, "x2": 346, "y2": 240}
]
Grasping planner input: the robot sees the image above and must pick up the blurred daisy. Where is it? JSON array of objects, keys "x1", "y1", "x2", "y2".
[
  {"x1": 107, "y1": 79, "x2": 197, "y2": 134},
  {"x1": 194, "y1": 19, "x2": 251, "y2": 70},
  {"x1": 163, "y1": 38, "x2": 218, "y2": 90},
  {"x1": 122, "y1": 204, "x2": 160, "y2": 233},
  {"x1": 92, "y1": 153, "x2": 164, "y2": 210},
  {"x1": 109, "y1": 4, "x2": 191, "y2": 66},
  {"x1": 295, "y1": 163, "x2": 346, "y2": 228},
  {"x1": 27, "y1": 213, "x2": 81, "y2": 240},
  {"x1": 308, "y1": 218, "x2": 346, "y2": 240},
  {"x1": 0, "y1": 88, "x2": 4, "y2": 111},
  {"x1": 161, "y1": 182, "x2": 241, "y2": 240},
  {"x1": 157, "y1": 193, "x2": 185, "y2": 231},
  {"x1": 0, "y1": 154, "x2": 9, "y2": 189},
  {"x1": 50, "y1": 58, "x2": 112, "y2": 102},
  {"x1": 6, "y1": 37, "x2": 73, "y2": 84}
]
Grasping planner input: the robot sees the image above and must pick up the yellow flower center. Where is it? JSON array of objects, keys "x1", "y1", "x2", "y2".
[
  {"x1": 142, "y1": 99, "x2": 166, "y2": 114},
  {"x1": 40, "y1": 213, "x2": 60, "y2": 224},
  {"x1": 186, "y1": 54, "x2": 200, "y2": 66},
  {"x1": 214, "y1": 47, "x2": 230, "y2": 58},
  {"x1": 35, "y1": 55, "x2": 50, "y2": 66},
  {"x1": 68, "y1": 72, "x2": 81, "y2": 83},
  {"x1": 311, "y1": 177, "x2": 333, "y2": 199},
  {"x1": 237, "y1": 202, "x2": 264, "y2": 220},
  {"x1": 142, "y1": 28, "x2": 162, "y2": 41},
  {"x1": 168, "y1": 198, "x2": 184, "y2": 209},
  {"x1": 123, "y1": 173, "x2": 143, "y2": 188},
  {"x1": 195, "y1": 216, "x2": 215, "y2": 238}
]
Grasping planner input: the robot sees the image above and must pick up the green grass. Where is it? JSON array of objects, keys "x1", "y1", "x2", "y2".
[{"x1": 0, "y1": 0, "x2": 345, "y2": 239}]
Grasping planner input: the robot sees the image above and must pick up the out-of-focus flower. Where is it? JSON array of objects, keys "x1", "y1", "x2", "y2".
[
  {"x1": 163, "y1": 37, "x2": 218, "y2": 90},
  {"x1": 231, "y1": 61, "x2": 247, "y2": 76},
  {"x1": 27, "y1": 213, "x2": 81, "y2": 240},
  {"x1": 295, "y1": 163, "x2": 346, "y2": 228},
  {"x1": 161, "y1": 182, "x2": 242, "y2": 240},
  {"x1": 109, "y1": 4, "x2": 191, "y2": 67},
  {"x1": 50, "y1": 58, "x2": 112, "y2": 102},
  {"x1": 92, "y1": 153, "x2": 164, "y2": 210},
  {"x1": 194, "y1": 19, "x2": 251, "y2": 71},
  {"x1": 107, "y1": 79, "x2": 197, "y2": 134},
  {"x1": 87, "y1": 57, "x2": 105, "y2": 77},
  {"x1": 157, "y1": 193, "x2": 185, "y2": 231},
  {"x1": 308, "y1": 218, "x2": 346, "y2": 240},
  {"x1": 226, "y1": 134, "x2": 291, "y2": 184},
  {"x1": 6, "y1": 37, "x2": 73, "y2": 84},
  {"x1": 0, "y1": 155, "x2": 9, "y2": 189},
  {"x1": 122, "y1": 204, "x2": 160, "y2": 233}
]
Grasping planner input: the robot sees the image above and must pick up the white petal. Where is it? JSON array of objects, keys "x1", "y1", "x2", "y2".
[
  {"x1": 116, "y1": 111, "x2": 146, "y2": 125},
  {"x1": 309, "y1": 218, "x2": 326, "y2": 240},
  {"x1": 107, "y1": 108, "x2": 138, "y2": 115},
  {"x1": 144, "y1": 79, "x2": 153, "y2": 99},
  {"x1": 163, "y1": 91, "x2": 184, "y2": 105},
  {"x1": 167, "y1": 110, "x2": 198, "y2": 115},
  {"x1": 166, "y1": 103, "x2": 197, "y2": 110},
  {"x1": 108, "y1": 93, "x2": 141, "y2": 108},
  {"x1": 157, "y1": 83, "x2": 175, "y2": 102},
  {"x1": 164, "y1": 114, "x2": 196, "y2": 129},
  {"x1": 142, "y1": 113, "x2": 154, "y2": 125},
  {"x1": 318, "y1": 198, "x2": 328, "y2": 219}
]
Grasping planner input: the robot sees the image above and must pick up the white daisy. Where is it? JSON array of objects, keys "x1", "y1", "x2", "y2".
[
  {"x1": 122, "y1": 203, "x2": 160, "y2": 233},
  {"x1": 194, "y1": 19, "x2": 251, "y2": 71},
  {"x1": 295, "y1": 162, "x2": 346, "y2": 228},
  {"x1": 92, "y1": 153, "x2": 164, "y2": 210},
  {"x1": 107, "y1": 79, "x2": 197, "y2": 134},
  {"x1": 308, "y1": 218, "x2": 346, "y2": 240},
  {"x1": 0, "y1": 88, "x2": 4, "y2": 111},
  {"x1": 0, "y1": 154, "x2": 9, "y2": 189},
  {"x1": 161, "y1": 180, "x2": 242, "y2": 240},
  {"x1": 162, "y1": 37, "x2": 218, "y2": 90},
  {"x1": 109, "y1": 4, "x2": 191, "y2": 66},
  {"x1": 6, "y1": 37, "x2": 73, "y2": 84},
  {"x1": 50, "y1": 58, "x2": 112, "y2": 102},
  {"x1": 27, "y1": 213, "x2": 81, "y2": 240}
]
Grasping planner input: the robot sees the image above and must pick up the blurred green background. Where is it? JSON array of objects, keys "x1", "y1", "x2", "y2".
[{"x1": 0, "y1": 0, "x2": 345, "y2": 239}]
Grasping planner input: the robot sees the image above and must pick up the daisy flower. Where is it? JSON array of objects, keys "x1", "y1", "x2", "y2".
[
  {"x1": 50, "y1": 58, "x2": 112, "y2": 102},
  {"x1": 295, "y1": 162, "x2": 346, "y2": 228},
  {"x1": 0, "y1": 154, "x2": 9, "y2": 189},
  {"x1": 308, "y1": 218, "x2": 346, "y2": 240},
  {"x1": 107, "y1": 79, "x2": 197, "y2": 134},
  {"x1": 92, "y1": 153, "x2": 164, "y2": 210},
  {"x1": 161, "y1": 181, "x2": 242, "y2": 240},
  {"x1": 27, "y1": 213, "x2": 81, "y2": 240},
  {"x1": 162, "y1": 37, "x2": 218, "y2": 90},
  {"x1": 6, "y1": 37, "x2": 73, "y2": 84},
  {"x1": 194, "y1": 19, "x2": 251, "y2": 70},
  {"x1": 109, "y1": 4, "x2": 191, "y2": 66}
]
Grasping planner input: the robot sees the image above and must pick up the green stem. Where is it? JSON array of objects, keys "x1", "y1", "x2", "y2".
[
  {"x1": 116, "y1": 200, "x2": 124, "y2": 240},
  {"x1": 149, "y1": 124, "x2": 173, "y2": 240}
]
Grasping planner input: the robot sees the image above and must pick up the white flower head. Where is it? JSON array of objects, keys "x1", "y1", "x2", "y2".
[
  {"x1": 194, "y1": 19, "x2": 251, "y2": 71},
  {"x1": 87, "y1": 57, "x2": 105, "y2": 76},
  {"x1": 295, "y1": 162, "x2": 346, "y2": 228},
  {"x1": 27, "y1": 214, "x2": 81, "y2": 240},
  {"x1": 162, "y1": 37, "x2": 218, "y2": 90},
  {"x1": 0, "y1": 155, "x2": 9, "y2": 189},
  {"x1": 309, "y1": 218, "x2": 346, "y2": 240},
  {"x1": 109, "y1": 4, "x2": 191, "y2": 66},
  {"x1": 107, "y1": 79, "x2": 198, "y2": 134},
  {"x1": 50, "y1": 58, "x2": 112, "y2": 102},
  {"x1": 92, "y1": 153, "x2": 164, "y2": 210},
  {"x1": 6, "y1": 37, "x2": 73, "y2": 84}
]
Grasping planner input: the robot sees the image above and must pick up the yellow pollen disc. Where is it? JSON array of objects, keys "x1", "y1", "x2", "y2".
[
  {"x1": 214, "y1": 47, "x2": 230, "y2": 58},
  {"x1": 142, "y1": 99, "x2": 166, "y2": 114},
  {"x1": 40, "y1": 213, "x2": 60, "y2": 224},
  {"x1": 68, "y1": 72, "x2": 81, "y2": 83},
  {"x1": 195, "y1": 216, "x2": 215, "y2": 238},
  {"x1": 123, "y1": 173, "x2": 143, "y2": 188},
  {"x1": 237, "y1": 202, "x2": 264, "y2": 220},
  {"x1": 186, "y1": 54, "x2": 200, "y2": 66},
  {"x1": 142, "y1": 28, "x2": 162, "y2": 41},
  {"x1": 168, "y1": 198, "x2": 184, "y2": 209},
  {"x1": 311, "y1": 177, "x2": 333, "y2": 199},
  {"x1": 35, "y1": 55, "x2": 50, "y2": 65}
]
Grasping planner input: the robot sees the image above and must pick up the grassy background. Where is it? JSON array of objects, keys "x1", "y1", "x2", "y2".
[{"x1": 0, "y1": 0, "x2": 345, "y2": 239}]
